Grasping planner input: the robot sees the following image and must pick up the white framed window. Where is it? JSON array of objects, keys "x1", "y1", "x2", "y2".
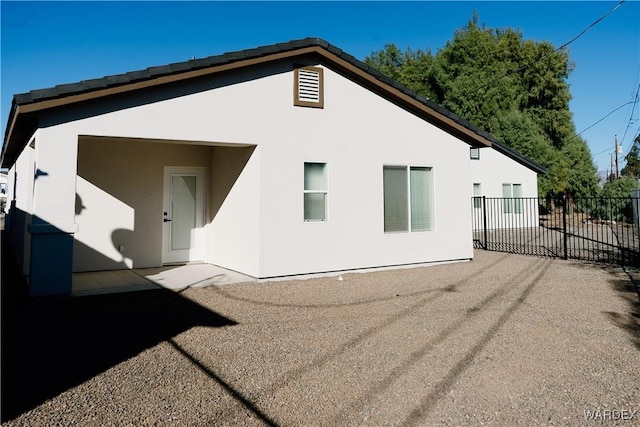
[
  {"x1": 383, "y1": 166, "x2": 434, "y2": 233},
  {"x1": 502, "y1": 183, "x2": 522, "y2": 214},
  {"x1": 304, "y1": 162, "x2": 327, "y2": 221},
  {"x1": 294, "y1": 66, "x2": 324, "y2": 108},
  {"x1": 470, "y1": 147, "x2": 480, "y2": 160},
  {"x1": 473, "y1": 183, "x2": 482, "y2": 209}
]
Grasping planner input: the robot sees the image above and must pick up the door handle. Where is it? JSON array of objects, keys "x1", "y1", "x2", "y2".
[{"x1": 164, "y1": 218, "x2": 172, "y2": 222}]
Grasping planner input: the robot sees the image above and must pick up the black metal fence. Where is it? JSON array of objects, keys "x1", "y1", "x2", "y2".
[{"x1": 472, "y1": 196, "x2": 640, "y2": 266}]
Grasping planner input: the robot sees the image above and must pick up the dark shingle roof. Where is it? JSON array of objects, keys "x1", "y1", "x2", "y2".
[
  {"x1": 11, "y1": 38, "x2": 329, "y2": 105},
  {"x1": 2, "y1": 37, "x2": 545, "y2": 174}
]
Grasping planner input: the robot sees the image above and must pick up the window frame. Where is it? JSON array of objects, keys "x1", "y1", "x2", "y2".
[
  {"x1": 294, "y1": 66, "x2": 324, "y2": 109},
  {"x1": 383, "y1": 165, "x2": 434, "y2": 233},
  {"x1": 512, "y1": 183, "x2": 522, "y2": 214},
  {"x1": 303, "y1": 162, "x2": 328, "y2": 222},
  {"x1": 470, "y1": 147, "x2": 480, "y2": 160},
  {"x1": 502, "y1": 183, "x2": 522, "y2": 214},
  {"x1": 473, "y1": 183, "x2": 482, "y2": 209}
]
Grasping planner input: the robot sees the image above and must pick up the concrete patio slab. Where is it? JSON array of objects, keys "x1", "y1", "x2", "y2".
[{"x1": 72, "y1": 263, "x2": 255, "y2": 296}]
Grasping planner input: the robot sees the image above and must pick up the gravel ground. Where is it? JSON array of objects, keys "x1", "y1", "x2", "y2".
[{"x1": 2, "y1": 249, "x2": 639, "y2": 426}]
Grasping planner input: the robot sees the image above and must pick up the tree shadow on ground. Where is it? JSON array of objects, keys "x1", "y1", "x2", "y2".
[
  {"x1": 1, "y1": 233, "x2": 237, "y2": 422},
  {"x1": 606, "y1": 273, "x2": 640, "y2": 351}
]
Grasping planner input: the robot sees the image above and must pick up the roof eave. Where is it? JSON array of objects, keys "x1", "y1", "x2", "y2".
[
  {"x1": 2, "y1": 38, "x2": 496, "y2": 167},
  {"x1": 1, "y1": 45, "x2": 325, "y2": 167},
  {"x1": 491, "y1": 140, "x2": 547, "y2": 175},
  {"x1": 1, "y1": 100, "x2": 24, "y2": 168}
]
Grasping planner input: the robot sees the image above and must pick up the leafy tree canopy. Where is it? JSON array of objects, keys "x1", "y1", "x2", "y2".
[
  {"x1": 601, "y1": 174, "x2": 640, "y2": 198},
  {"x1": 365, "y1": 14, "x2": 600, "y2": 198},
  {"x1": 621, "y1": 135, "x2": 640, "y2": 179}
]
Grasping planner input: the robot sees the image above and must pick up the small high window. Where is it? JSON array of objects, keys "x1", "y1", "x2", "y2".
[
  {"x1": 470, "y1": 147, "x2": 480, "y2": 160},
  {"x1": 294, "y1": 66, "x2": 324, "y2": 108},
  {"x1": 473, "y1": 183, "x2": 482, "y2": 209},
  {"x1": 304, "y1": 162, "x2": 327, "y2": 221}
]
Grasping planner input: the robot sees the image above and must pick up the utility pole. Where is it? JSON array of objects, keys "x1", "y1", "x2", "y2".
[
  {"x1": 610, "y1": 153, "x2": 614, "y2": 182},
  {"x1": 615, "y1": 134, "x2": 620, "y2": 180}
]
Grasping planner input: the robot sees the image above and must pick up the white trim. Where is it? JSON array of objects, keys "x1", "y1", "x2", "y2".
[{"x1": 303, "y1": 162, "x2": 328, "y2": 222}]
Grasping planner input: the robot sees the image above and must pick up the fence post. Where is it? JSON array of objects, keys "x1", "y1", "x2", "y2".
[
  {"x1": 482, "y1": 196, "x2": 488, "y2": 250},
  {"x1": 563, "y1": 193, "x2": 568, "y2": 260}
]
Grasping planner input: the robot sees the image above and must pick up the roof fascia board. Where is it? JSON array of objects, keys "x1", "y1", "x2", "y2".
[
  {"x1": 2, "y1": 46, "x2": 319, "y2": 167},
  {"x1": 3, "y1": 41, "x2": 495, "y2": 168},
  {"x1": 2, "y1": 106, "x2": 20, "y2": 155},
  {"x1": 13, "y1": 44, "x2": 492, "y2": 149},
  {"x1": 491, "y1": 141, "x2": 547, "y2": 174},
  {"x1": 16, "y1": 46, "x2": 322, "y2": 115}
]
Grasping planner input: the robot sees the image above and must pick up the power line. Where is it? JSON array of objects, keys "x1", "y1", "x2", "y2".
[
  {"x1": 576, "y1": 101, "x2": 636, "y2": 152},
  {"x1": 629, "y1": 127, "x2": 640, "y2": 147},
  {"x1": 618, "y1": 126, "x2": 640, "y2": 170},
  {"x1": 479, "y1": 0, "x2": 626, "y2": 91},
  {"x1": 593, "y1": 125, "x2": 640, "y2": 169},
  {"x1": 620, "y1": 81, "x2": 640, "y2": 150},
  {"x1": 555, "y1": 0, "x2": 625, "y2": 52}
]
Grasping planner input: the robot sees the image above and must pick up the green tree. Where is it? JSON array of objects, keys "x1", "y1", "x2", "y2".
[
  {"x1": 366, "y1": 44, "x2": 440, "y2": 101},
  {"x1": 561, "y1": 137, "x2": 599, "y2": 199},
  {"x1": 493, "y1": 109, "x2": 560, "y2": 196},
  {"x1": 597, "y1": 175, "x2": 640, "y2": 222},
  {"x1": 365, "y1": 15, "x2": 600, "y2": 198},
  {"x1": 601, "y1": 175, "x2": 640, "y2": 198},
  {"x1": 621, "y1": 135, "x2": 640, "y2": 178}
]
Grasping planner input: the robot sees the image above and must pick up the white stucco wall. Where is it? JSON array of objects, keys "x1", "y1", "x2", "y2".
[
  {"x1": 18, "y1": 59, "x2": 478, "y2": 278},
  {"x1": 469, "y1": 147, "x2": 539, "y2": 198},
  {"x1": 255, "y1": 66, "x2": 473, "y2": 277},
  {"x1": 469, "y1": 146, "x2": 540, "y2": 230},
  {"x1": 6, "y1": 139, "x2": 36, "y2": 275},
  {"x1": 75, "y1": 138, "x2": 216, "y2": 271},
  {"x1": 206, "y1": 145, "x2": 259, "y2": 276}
]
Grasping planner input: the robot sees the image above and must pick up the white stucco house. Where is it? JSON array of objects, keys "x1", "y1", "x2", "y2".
[
  {"x1": 1, "y1": 38, "x2": 543, "y2": 297},
  {"x1": 469, "y1": 141, "x2": 546, "y2": 230}
]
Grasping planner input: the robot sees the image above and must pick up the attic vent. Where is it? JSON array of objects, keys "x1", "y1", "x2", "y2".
[
  {"x1": 294, "y1": 66, "x2": 324, "y2": 108},
  {"x1": 298, "y1": 69, "x2": 320, "y2": 102}
]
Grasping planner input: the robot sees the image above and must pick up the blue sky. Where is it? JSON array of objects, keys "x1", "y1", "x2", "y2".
[{"x1": 2, "y1": 1, "x2": 639, "y2": 173}]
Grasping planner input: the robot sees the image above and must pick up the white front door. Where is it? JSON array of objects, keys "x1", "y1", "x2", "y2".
[{"x1": 163, "y1": 166, "x2": 206, "y2": 264}]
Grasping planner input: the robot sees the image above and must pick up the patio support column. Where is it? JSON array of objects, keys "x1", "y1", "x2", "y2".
[{"x1": 27, "y1": 128, "x2": 78, "y2": 296}]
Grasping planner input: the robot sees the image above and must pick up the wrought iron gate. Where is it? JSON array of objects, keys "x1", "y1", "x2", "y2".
[{"x1": 472, "y1": 195, "x2": 640, "y2": 266}]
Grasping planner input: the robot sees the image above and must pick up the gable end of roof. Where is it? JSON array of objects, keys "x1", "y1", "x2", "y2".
[
  {"x1": 491, "y1": 140, "x2": 547, "y2": 175},
  {"x1": 3, "y1": 37, "x2": 538, "y2": 170}
]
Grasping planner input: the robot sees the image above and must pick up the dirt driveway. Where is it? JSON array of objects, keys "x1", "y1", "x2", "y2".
[{"x1": 2, "y1": 250, "x2": 639, "y2": 426}]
